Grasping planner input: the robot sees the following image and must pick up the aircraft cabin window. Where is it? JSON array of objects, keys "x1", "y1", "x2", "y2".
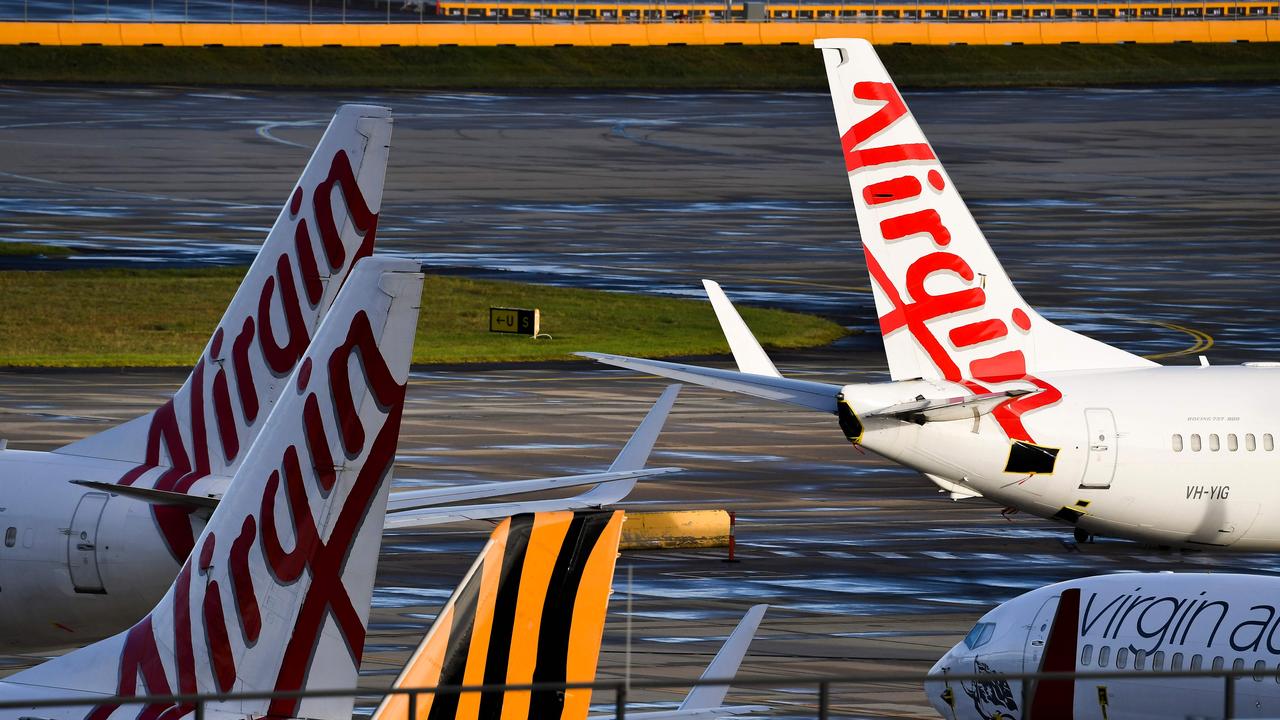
[
  {"x1": 1080, "y1": 644, "x2": 1093, "y2": 666},
  {"x1": 1266, "y1": 434, "x2": 1275, "y2": 451},
  {"x1": 1173, "y1": 434, "x2": 1184, "y2": 451},
  {"x1": 1247, "y1": 433, "x2": 1257, "y2": 451},
  {"x1": 1253, "y1": 660, "x2": 1266, "y2": 681},
  {"x1": 1116, "y1": 647, "x2": 1129, "y2": 669},
  {"x1": 1234, "y1": 658, "x2": 1246, "y2": 673},
  {"x1": 963, "y1": 622, "x2": 996, "y2": 650},
  {"x1": 1212, "y1": 656, "x2": 1224, "y2": 672},
  {"x1": 1191, "y1": 654, "x2": 1203, "y2": 671},
  {"x1": 1191, "y1": 434, "x2": 1202, "y2": 451},
  {"x1": 1172, "y1": 653, "x2": 1185, "y2": 671},
  {"x1": 1210, "y1": 434, "x2": 1221, "y2": 452},
  {"x1": 1153, "y1": 651, "x2": 1165, "y2": 671},
  {"x1": 1228, "y1": 434, "x2": 1239, "y2": 451},
  {"x1": 3, "y1": 527, "x2": 13, "y2": 548},
  {"x1": 976, "y1": 623, "x2": 995, "y2": 648},
  {"x1": 1134, "y1": 650, "x2": 1146, "y2": 670},
  {"x1": 1098, "y1": 646, "x2": 1111, "y2": 668}
]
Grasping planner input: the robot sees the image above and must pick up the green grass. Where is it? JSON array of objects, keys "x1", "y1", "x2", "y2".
[
  {"x1": 0, "y1": 268, "x2": 848, "y2": 367},
  {"x1": 0, "y1": 43, "x2": 1277, "y2": 89},
  {"x1": 0, "y1": 242, "x2": 73, "y2": 257}
]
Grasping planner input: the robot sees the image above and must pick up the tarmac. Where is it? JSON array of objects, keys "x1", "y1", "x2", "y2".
[{"x1": 0, "y1": 84, "x2": 1278, "y2": 717}]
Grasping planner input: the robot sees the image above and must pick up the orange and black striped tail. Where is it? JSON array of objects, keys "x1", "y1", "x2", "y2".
[{"x1": 374, "y1": 510, "x2": 624, "y2": 720}]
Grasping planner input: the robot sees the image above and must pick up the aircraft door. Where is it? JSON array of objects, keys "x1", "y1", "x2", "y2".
[
  {"x1": 1080, "y1": 408, "x2": 1118, "y2": 489},
  {"x1": 67, "y1": 492, "x2": 109, "y2": 594},
  {"x1": 1024, "y1": 595, "x2": 1059, "y2": 673}
]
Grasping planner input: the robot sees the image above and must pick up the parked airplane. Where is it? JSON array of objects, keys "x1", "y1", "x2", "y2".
[
  {"x1": 0, "y1": 253, "x2": 427, "y2": 719},
  {"x1": 0, "y1": 102, "x2": 679, "y2": 652},
  {"x1": 927, "y1": 572, "x2": 1280, "y2": 720},
  {"x1": 376, "y1": 515, "x2": 767, "y2": 720},
  {"x1": 579, "y1": 37, "x2": 1280, "y2": 551},
  {"x1": 0, "y1": 103, "x2": 396, "y2": 651}
]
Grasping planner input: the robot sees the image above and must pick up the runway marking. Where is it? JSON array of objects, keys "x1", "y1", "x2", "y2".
[
  {"x1": 1140, "y1": 319, "x2": 1215, "y2": 360},
  {"x1": 0, "y1": 170, "x2": 264, "y2": 209},
  {"x1": 251, "y1": 120, "x2": 322, "y2": 150}
]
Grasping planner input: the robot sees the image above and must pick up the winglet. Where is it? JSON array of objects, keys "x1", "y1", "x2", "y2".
[
  {"x1": 702, "y1": 280, "x2": 782, "y2": 378},
  {"x1": 609, "y1": 384, "x2": 682, "y2": 472},
  {"x1": 679, "y1": 605, "x2": 768, "y2": 713}
]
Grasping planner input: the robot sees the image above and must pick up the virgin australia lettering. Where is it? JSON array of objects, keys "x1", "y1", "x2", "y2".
[
  {"x1": 929, "y1": 574, "x2": 1280, "y2": 720},
  {"x1": 0, "y1": 106, "x2": 679, "y2": 654},
  {"x1": 578, "y1": 38, "x2": 1280, "y2": 550}
]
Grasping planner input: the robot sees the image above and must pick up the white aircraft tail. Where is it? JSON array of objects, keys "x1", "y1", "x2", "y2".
[
  {"x1": 5, "y1": 257, "x2": 424, "y2": 720},
  {"x1": 816, "y1": 39, "x2": 1153, "y2": 385},
  {"x1": 54, "y1": 103, "x2": 394, "y2": 561},
  {"x1": 678, "y1": 605, "x2": 767, "y2": 713}
]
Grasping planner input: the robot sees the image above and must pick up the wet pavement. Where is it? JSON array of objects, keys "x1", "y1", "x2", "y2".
[
  {"x1": 8, "y1": 363, "x2": 1280, "y2": 716},
  {"x1": 0, "y1": 84, "x2": 1279, "y2": 716},
  {"x1": 1, "y1": 85, "x2": 1278, "y2": 360}
]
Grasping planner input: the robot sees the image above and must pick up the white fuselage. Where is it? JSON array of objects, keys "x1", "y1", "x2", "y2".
[
  {"x1": 845, "y1": 364, "x2": 1280, "y2": 549},
  {"x1": 928, "y1": 573, "x2": 1280, "y2": 720},
  {"x1": 0, "y1": 449, "x2": 218, "y2": 652}
]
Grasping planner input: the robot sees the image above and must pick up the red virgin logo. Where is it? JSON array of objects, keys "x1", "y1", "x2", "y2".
[
  {"x1": 90, "y1": 310, "x2": 405, "y2": 720},
  {"x1": 118, "y1": 150, "x2": 380, "y2": 562},
  {"x1": 843, "y1": 82, "x2": 1062, "y2": 444}
]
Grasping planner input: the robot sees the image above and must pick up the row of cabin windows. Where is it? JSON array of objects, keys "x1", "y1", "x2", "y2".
[
  {"x1": 1081, "y1": 644, "x2": 1279, "y2": 682},
  {"x1": 1172, "y1": 432, "x2": 1274, "y2": 452}
]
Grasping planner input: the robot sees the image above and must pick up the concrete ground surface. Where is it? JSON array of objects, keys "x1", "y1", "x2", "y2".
[{"x1": 6, "y1": 360, "x2": 1280, "y2": 718}]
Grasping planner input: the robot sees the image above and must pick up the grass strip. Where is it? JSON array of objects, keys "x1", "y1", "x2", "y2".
[
  {"x1": 0, "y1": 42, "x2": 1277, "y2": 89},
  {"x1": 0, "y1": 242, "x2": 74, "y2": 257},
  {"x1": 0, "y1": 267, "x2": 848, "y2": 367}
]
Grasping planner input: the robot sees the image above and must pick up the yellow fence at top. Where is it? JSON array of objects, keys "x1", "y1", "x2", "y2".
[
  {"x1": 436, "y1": 0, "x2": 1276, "y2": 20},
  {"x1": 0, "y1": 18, "x2": 1276, "y2": 46}
]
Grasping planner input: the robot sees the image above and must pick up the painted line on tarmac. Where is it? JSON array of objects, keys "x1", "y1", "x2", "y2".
[{"x1": 1139, "y1": 320, "x2": 1215, "y2": 360}]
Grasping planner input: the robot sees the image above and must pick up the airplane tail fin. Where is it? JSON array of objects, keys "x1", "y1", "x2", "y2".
[
  {"x1": 816, "y1": 39, "x2": 1153, "y2": 384},
  {"x1": 375, "y1": 510, "x2": 625, "y2": 720},
  {"x1": 55, "y1": 105, "x2": 395, "y2": 545},
  {"x1": 6, "y1": 257, "x2": 424, "y2": 720},
  {"x1": 677, "y1": 605, "x2": 768, "y2": 713}
]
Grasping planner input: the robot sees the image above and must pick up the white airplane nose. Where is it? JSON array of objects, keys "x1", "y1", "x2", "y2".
[{"x1": 924, "y1": 650, "x2": 958, "y2": 717}]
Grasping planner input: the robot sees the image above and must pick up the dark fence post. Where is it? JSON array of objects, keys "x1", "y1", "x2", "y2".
[
  {"x1": 1022, "y1": 676, "x2": 1033, "y2": 720},
  {"x1": 615, "y1": 681, "x2": 627, "y2": 720},
  {"x1": 1224, "y1": 674, "x2": 1235, "y2": 719},
  {"x1": 407, "y1": 691, "x2": 417, "y2": 720},
  {"x1": 818, "y1": 681, "x2": 830, "y2": 720},
  {"x1": 194, "y1": 699, "x2": 205, "y2": 720}
]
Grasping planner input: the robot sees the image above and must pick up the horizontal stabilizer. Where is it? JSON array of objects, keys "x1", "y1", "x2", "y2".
[
  {"x1": 69, "y1": 479, "x2": 220, "y2": 510},
  {"x1": 385, "y1": 385, "x2": 683, "y2": 529},
  {"x1": 385, "y1": 468, "x2": 680, "y2": 516},
  {"x1": 702, "y1": 280, "x2": 781, "y2": 378},
  {"x1": 577, "y1": 353, "x2": 839, "y2": 414},
  {"x1": 863, "y1": 389, "x2": 1035, "y2": 423}
]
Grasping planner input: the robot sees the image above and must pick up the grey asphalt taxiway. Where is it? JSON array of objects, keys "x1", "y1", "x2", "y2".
[
  {"x1": 1, "y1": 84, "x2": 1279, "y2": 717},
  {"x1": 8, "y1": 360, "x2": 1280, "y2": 718}
]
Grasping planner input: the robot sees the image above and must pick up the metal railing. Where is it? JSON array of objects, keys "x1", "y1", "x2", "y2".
[{"x1": 0, "y1": 665, "x2": 1273, "y2": 719}]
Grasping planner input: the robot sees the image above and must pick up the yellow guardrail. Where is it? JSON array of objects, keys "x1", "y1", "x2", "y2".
[{"x1": 0, "y1": 19, "x2": 1275, "y2": 45}]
